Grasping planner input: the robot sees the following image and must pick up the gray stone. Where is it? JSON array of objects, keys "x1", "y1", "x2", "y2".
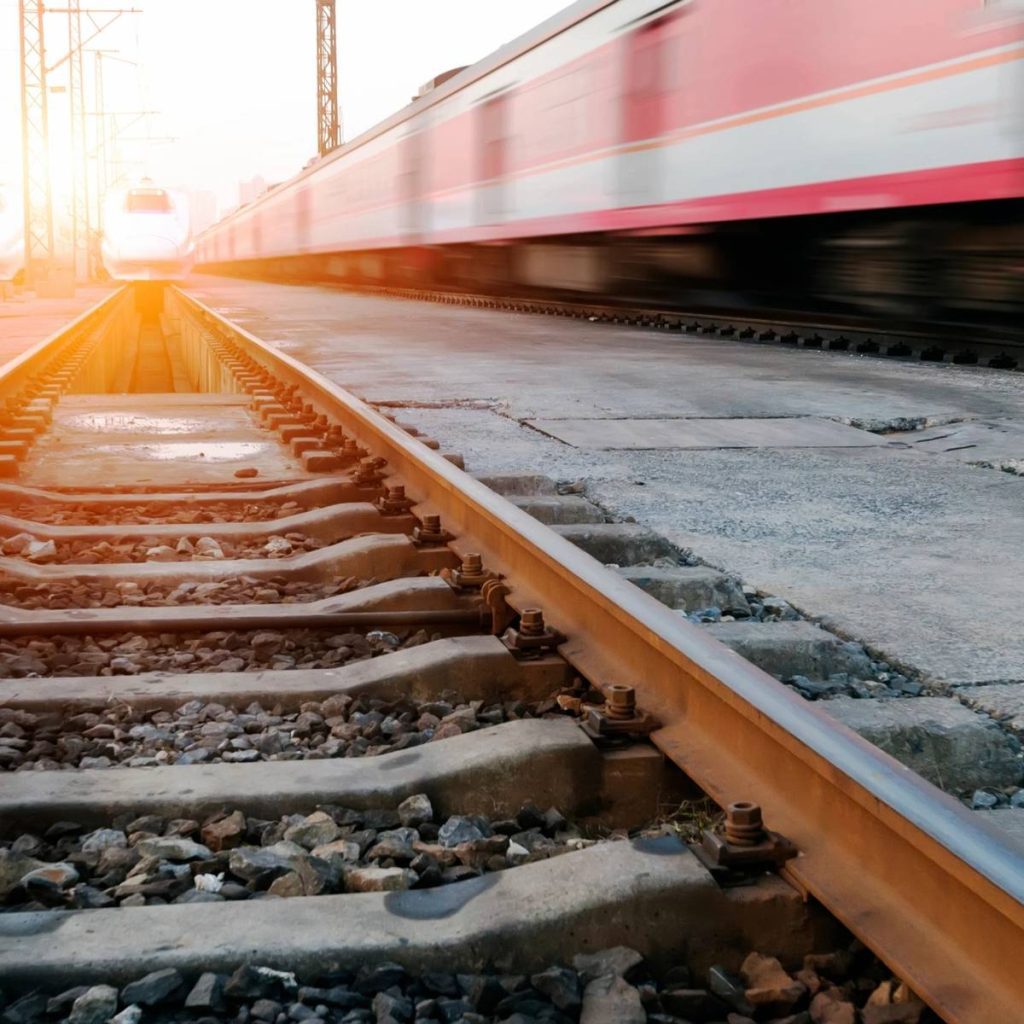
[
  {"x1": 110, "y1": 1008, "x2": 141, "y2": 1024},
  {"x1": 366, "y1": 827, "x2": 419, "y2": 861},
  {"x1": 136, "y1": 837, "x2": 212, "y2": 861},
  {"x1": 69, "y1": 986, "x2": 118, "y2": 1024},
  {"x1": 117, "y1": 962, "x2": 167, "y2": 1007},
  {"x1": 826, "y1": 697, "x2": 1022, "y2": 790},
  {"x1": 187, "y1": 970, "x2": 229, "y2": 1011},
  {"x1": 80, "y1": 827, "x2": 127, "y2": 855},
  {"x1": 310, "y1": 839, "x2": 361, "y2": 864},
  {"x1": 3, "y1": 992, "x2": 48, "y2": 1024},
  {"x1": 0, "y1": 848, "x2": 43, "y2": 898},
  {"x1": 283, "y1": 811, "x2": 340, "y2": 849},
  {"x1": 250, "y1": 998, "x2": 282, "y2": 1021},
  {"x1": 580, "y1": 975, "x2": 645, "y2": 1024},
  {"x1": 20, "y1": 861, "x2": 79, "y2": 892},
  {"x1": 573, "y1": 946, "x2": 644, "y2": 983},
  {"x1": 704, "y1": 621, "x2": 874, "y2": 681},
  {"x1": 438, "y1": 815, "x2": 487, "y2": 848},
  {"x1": 229, "y1": 841, "x2": 308, "y2": 881},
  {"x1": 708, "y1": 965, "x2": 755, "y2": 1015},
  {"x1": 530, "y1": 966, "x2": 581, "y2": 1010},
  {"x1": 397, "y1": 792, "x2": 433, "y2": 828}
]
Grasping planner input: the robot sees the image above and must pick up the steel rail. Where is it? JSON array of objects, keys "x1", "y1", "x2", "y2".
[{"x1": 173, "y1": 285, "x2": 1024, "y2": 1023}]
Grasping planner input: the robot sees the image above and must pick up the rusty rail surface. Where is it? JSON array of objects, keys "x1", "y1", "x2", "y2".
[{"x1": 12, "y1": 284, "x2": 1015, "y2": 1022}]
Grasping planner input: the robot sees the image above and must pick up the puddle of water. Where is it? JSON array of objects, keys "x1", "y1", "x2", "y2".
[
  {"x1": 93, "y1": 442, "x2": 273, "y2": 462},
  {"x1": 62, "y1": 413, "x2": 213, "y2": 434}
]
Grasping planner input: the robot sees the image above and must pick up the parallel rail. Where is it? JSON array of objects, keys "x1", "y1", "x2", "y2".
[
  {"x1": 311, "y1": 279, "x2": 1022, "y2": 370},
  {"x1": 173, "y1": 284, "x2": 1024, "y2": 1023}
]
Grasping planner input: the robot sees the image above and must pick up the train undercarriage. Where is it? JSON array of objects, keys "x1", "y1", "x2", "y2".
[{"x1": 203, "y1": 199, "x2": 1024, "y2": 340}]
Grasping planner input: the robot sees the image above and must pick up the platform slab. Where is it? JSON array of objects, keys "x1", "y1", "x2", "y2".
[
  {"x1": 0, "y1": 286, "x2": 115, "y2": 366},
  {"x1": 185, "y1": 278, "x2": 1024, "y2": 689}
]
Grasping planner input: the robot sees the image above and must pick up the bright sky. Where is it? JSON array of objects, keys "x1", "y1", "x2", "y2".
[{"x1": 0, "y1": 0, "x2": 570, "y2": 221}]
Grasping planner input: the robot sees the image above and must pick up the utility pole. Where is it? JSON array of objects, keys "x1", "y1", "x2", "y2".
[
  {"x1": 19, "y1": 0, "x2": 54, "y2": 290},
  {"x1": 316, "y1": 0, "x2": 340, "y2": 156},
  {"x1": 68, "y1": 3, "x2": 89, "y2": 280},
  {"x1": 18, "y1": 4, "x2": 141, "y2": 288},
  {"x1": 92, "y1": 49, "x2": 107, "y2": 277}
]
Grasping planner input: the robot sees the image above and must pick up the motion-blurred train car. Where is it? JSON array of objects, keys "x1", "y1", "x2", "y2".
[
  {"x1": 0, "y1": 185, "x2": 23, "y2": 282},
  {"x1": 102, "y1": 183, "x2": 194, "y2": 281},
  {"x1": 196, "y1": 0, "x2": 1024, "y2": 329}
]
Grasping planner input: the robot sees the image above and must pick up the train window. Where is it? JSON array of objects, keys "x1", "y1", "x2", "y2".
[{"x1": 126, "y1": 189, "x2": 171, "y2": 212}]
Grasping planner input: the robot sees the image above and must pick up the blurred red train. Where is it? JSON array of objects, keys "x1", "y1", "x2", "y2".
[{"x1": 196, "y1": 0, "x2": 1024, "y2": 329}]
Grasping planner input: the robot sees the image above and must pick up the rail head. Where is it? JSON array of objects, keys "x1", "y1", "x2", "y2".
[{"x1": 172, "y1": 285, "x2": 1024, "y2": 1023}]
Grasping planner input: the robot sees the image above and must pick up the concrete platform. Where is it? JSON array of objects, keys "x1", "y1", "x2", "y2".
[
  {"x1": 185, "y1": 278, "x2": 1024, "y2": 690},
  {"x1": 0, "y1": 286, "x2": 114, "y2": 367}
]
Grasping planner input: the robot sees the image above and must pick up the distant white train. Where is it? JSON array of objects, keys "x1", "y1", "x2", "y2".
[
  {"x1": 102, "y1": 183, "x2": 193, "y2": 280},
  {"x1": 0, "y1": 185, "x2": 23, "y2": 282}
]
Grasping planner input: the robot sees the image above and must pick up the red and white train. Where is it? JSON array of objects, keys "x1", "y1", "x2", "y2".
[{"x1": 196, "y1": 0, "x2": 1024, "y2": 327}]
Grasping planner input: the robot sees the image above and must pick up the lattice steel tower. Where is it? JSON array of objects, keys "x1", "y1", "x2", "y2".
[
  {"x1": 18, "y1": 0, "x2": 54, "y2": 286},
  {"x1": 68, "y1": 3, "x2": 90, "y2": 279},
  {"x1": 316, "y1": 0, "x2": 340, "y2": 156}
]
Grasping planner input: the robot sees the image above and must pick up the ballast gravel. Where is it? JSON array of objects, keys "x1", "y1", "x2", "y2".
[
  {"x1": 0, "y1": 942, "x2": 933, "y2": 1023},
  {"x1": 1, "y1": 499, "x2": 305, "y2": 526},
  {"x1": 0, "y1": 628, "x2": 439, "y2": 679},
  {"x1": 0, "y1": 691, "x2": 554, "y2": 771},
  {"x1": 0, "y1": 574, "x2": 380, "y2": 610},
  {"x1": 0, "y1": 531, "x2": 328, "y2": 564},
  {"x1": 0, "y1": 798, "x2": 582, "y2": 911}
]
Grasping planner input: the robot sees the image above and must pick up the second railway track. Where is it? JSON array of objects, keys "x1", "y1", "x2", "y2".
[{"x1": 0, "y1": 284, "x2": 1020, "y2": 1024}]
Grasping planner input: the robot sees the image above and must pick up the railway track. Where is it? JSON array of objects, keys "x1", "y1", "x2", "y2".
[
  {"x1": 0, "y1": 284, "x2": 1020, "y2": 1024},
  {"x1": 309, "y1": 279, "x2": 1021, "y2": 371}
]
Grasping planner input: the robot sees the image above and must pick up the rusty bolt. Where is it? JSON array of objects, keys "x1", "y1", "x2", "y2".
[
  {"x1": 724, "y1": 802, "x2": 765, "y2": 847},
  {"x1": 412, "y1": 513, "x2": 451, "y2": 547},
  {"x1": 518, "y1": 608, "x2": 546, "y2": 637},
  {"x1": 377, "y1": 484, "x2": 414, "y2": 515},
  {"x1": 445, "y1": 551, "x2": 495, "y2": 589},
  {"x1": 605, "y1": 684, "x2": 637, "y2": 720}
]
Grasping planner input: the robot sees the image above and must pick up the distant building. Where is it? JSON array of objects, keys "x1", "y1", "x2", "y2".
[
  {"x1": 187, "y1": 190, "x2": 218, "y2": 235},
  {"x1": 238, "y1": 175, "x2": 268, "y2": 208}
]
